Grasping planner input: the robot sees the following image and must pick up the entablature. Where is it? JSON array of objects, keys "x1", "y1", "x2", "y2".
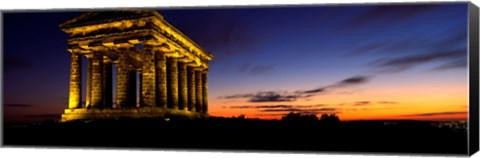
[{"x1": 60, "y1": 11, "x2": 214, "y2": 67}]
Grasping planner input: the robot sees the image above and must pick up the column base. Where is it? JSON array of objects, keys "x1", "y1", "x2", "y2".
[{"x1": 60, "y1": 107, "x2": 208, "y2": 122}]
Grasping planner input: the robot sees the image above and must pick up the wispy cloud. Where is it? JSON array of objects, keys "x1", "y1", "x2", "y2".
[
  {"x1": 298, "y1": 76, "x2": 370, "y2": 95},
  {"x1": 238, "y1": 62, "x2": 274, "y2": 75},
  {"x1": 338, "y1": 76, "x2": 369, "y2": 86},
  {"x1": 377, "y1": 101, "x2": 398, "y2": 104},
  {"x1": 227, "y1": 104, "x2": 337, "y2": 115},
  {"x1": 169, "y1": 11, "x2": 260, "y2": 57},
  {"x1": 353, "y1": 101, "x2": 371, "y2": 106},
  {"x1": 337, "y1": 4, "x2": 440, "y2": 31},
  {"x1": 430, "y1": 59, "x2": 467, "y2": 71},
  {"x1": 223, "y1": 91, "x2": 297, "y2": 102},
  {"x1": 345, "y1": 19, "x2": 467, "y2": 74},
  {"x1": 229, "y1": 104, "x2": 328, "y2": 109},
  {"x1": 254, "y1": 113, "x2": 287, "y2": 116},
  {"x1": 4, "y1": 54, "x2": 34, "y2": 73},
  {"x1": 220, "y1": 76, "x2": 370, "y2": 102},
  {"x1": 398, "y1": 111, "x2": 467, "y2": 117},
  {"x1": 349, "y1": 27, "x2": 466, "y2": 57},
  {"x1": 369, "y1": 48, "x2": 466, "y2": 73},
  {"x1": 371, "y1": 50, "x2": 463, "y2": 68},
  {"x1": 4, "y1": 104, "x2": 33, "y2": 108},
  {"x1": 260, "y1": 108, "x2": 337, "y2": 114}
]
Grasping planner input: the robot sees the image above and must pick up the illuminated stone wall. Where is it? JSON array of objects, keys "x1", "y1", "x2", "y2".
[
  {"x1": 68, "y1": 54, "x2": 82, "y2": 109},
  {"x1": 59, "y1": 11, "x2": 213, "y2": 122}
]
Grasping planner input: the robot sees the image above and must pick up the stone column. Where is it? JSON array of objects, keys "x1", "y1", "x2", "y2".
[
  {"x1": 155, "y1": 51, "x2": 167, "y2": 109},
  {"x1": 68, "y1": 53, "x2": 82, "y2": 109},
  {"x1": 91, "y1": 53, "x2": 104, "y2": 108},
  {"x1": 167, "y1": 57, "x2": 179, "y2": 109},
  {"x1": 187, "y1": 66, "x2": 196, "y2": 111},
  {"x1": 178, "y1": 62, "x2": 188, "y2": 111},
  {"x1": 202, "y1": 70, "x2": 208, "y2": 114},
  {"x1": 128, "y1": 67, "x2": 137, "y2": 107},
  {"x1": 141, "y1": 45, "x2": 156, "y2": 107},
  {"x1": 195, "y1": 69, "x2": 203, "y2": 112},
  {"x1": 103, "y1": 56, "x2": 113, "y2": 108},
  {"x1": 116, "y1": 54, "x2": 130, "y2": 108},
  {"x1": 85, "y1": 55, "x2": 93, "y2": 108}
]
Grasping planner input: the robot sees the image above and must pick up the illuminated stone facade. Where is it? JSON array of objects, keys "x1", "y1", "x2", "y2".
[{"x1": 60, "y1": 11, "x2": 213, "y2": 122}]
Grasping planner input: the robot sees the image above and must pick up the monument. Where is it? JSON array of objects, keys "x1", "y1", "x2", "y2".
[{"x1": 59, "y1": 10, "x2": 213, "y2": 122}]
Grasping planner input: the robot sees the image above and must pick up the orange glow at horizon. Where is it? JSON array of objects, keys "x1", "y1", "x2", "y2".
[{"x1": 207, "y1": 73, "x2": 469, "y2": 121}]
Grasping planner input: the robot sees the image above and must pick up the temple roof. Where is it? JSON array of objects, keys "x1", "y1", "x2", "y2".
[
  {"x1": 59, "y1": 10, "x2": 162, "y2": 30},
  {"x1": 60, "y1": 10, "x2": 214, "y2": 60}
]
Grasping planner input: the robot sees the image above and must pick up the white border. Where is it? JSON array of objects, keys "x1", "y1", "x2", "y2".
[
  {"x1": 0, "y1": 0, "x2": 479, "y2": 158},
  {"x1": 0, "y1": 0, "x2": 472, "y2": 10}
]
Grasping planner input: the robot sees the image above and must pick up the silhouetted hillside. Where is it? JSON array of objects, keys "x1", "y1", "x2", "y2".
[{"x1": 3, "y1": 115, "x2": 467, "y2": 155}]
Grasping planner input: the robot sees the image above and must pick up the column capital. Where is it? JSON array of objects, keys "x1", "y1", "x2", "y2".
[
  {"x1": 103, "y1": 56, "x2": 113, "y2": 63},
  {"x1": 152, "y1": 42, "x2": 174, "y2": 53},
  {"x1": 68, "y1": 51, "x2": 81, "y2": 55},
  {"x1": 109, "y1": 45, "x2": 134, "y2": 52},
  {"x1": 67, "y1": 48, "x2": 90, "y2": 55},
  {"x1": 176, "y1": 56, "x2": 192, "y2": 63},
  {"x1": 187, "y1": 65, "x2": 205, "y2": 71},
  {"x1": 85, "y1": 54, "x2": 94, "y2": 59},
  {"x1": 99, "y1": 42, "x2": 134, "y2": 49}
]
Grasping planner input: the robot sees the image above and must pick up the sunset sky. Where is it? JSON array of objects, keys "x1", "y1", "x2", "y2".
[{"x1": 3, "y1": 2, "x2": 470, "y2": 122}]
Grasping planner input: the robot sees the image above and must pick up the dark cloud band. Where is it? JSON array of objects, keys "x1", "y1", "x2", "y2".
[{"x1": 220, "y1": 76, "x2": 370, "y2": 102}]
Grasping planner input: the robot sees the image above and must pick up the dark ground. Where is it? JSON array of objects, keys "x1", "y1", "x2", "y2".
[{"x1": 2, "y1": 117, "x2": 468, "y2": 156}]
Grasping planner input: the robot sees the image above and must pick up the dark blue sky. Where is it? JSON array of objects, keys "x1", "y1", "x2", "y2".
[{"x1": 3, "y1": 2, "x2": 469, "y2": 121}]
